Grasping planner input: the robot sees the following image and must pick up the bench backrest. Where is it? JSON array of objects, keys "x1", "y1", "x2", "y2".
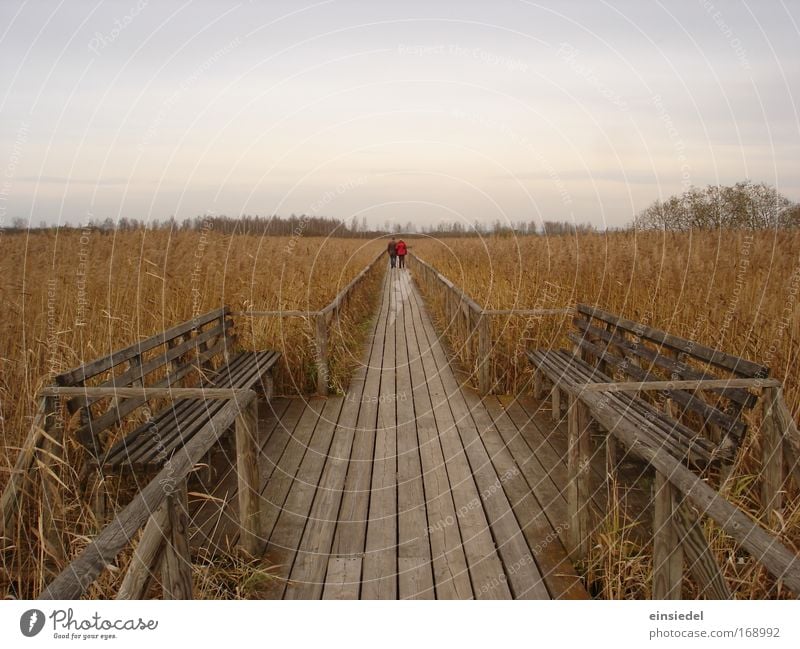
[
  {"x1": 571, "y1": 304, "x2": 769, "y2": 457},
  {"x1": 54, "y1": 307, "x2": 235, "y2": 455}
]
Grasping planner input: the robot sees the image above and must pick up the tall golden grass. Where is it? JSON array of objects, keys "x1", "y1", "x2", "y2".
[
  {"x1": 411, "y1": 230, "x2": 800, "y2": 598},
  {"x1": 0, "y1": 229, "x2": 383, "y2": 598}
]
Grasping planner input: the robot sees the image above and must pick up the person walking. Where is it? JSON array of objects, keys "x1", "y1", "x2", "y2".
[
  {"x1": 387, "y1": 237, "x2": 397, "y2": 268},
  {"x1": 396, "y1": 238, "x2": 407, "y2": 268}
]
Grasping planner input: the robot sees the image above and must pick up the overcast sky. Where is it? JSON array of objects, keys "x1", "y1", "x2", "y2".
[{"x1": 1, "y1": 0, "x2": 798, "y2": 229}]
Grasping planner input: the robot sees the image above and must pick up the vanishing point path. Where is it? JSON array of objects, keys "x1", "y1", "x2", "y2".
[{"x1": 190, "y1": 267, "x2": 590, "y2": 600}]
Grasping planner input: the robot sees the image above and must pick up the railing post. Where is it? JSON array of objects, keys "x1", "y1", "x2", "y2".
[
  {"x1": 478, "y1": 312, "x2": 490, "y2": 396},
  {"x1": 39, "y1": 395, "x2": 65, "y2": 572},
  {"x1": 236, "y1": 397, "x2": 265, "y2": 556},
  {"x1": 566, "y1": 393, "x2": 591, "y2": 562},
  {"x1": 159, "y1": 480, "x2": 193, "y2": 599},
  {"x1": 315, "y1": 311, "x2": 329, "y2": 396},
  {"x1": 761, "y1": 386, "x2": 783, "y2": 519},
  {"x1": 652, "y1": 471, "x2": 683, "y2": 599}
]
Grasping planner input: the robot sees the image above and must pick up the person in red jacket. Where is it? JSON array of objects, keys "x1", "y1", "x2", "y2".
[{"x1": 396, "y1": 239, "x2": 407, "y2": 268}]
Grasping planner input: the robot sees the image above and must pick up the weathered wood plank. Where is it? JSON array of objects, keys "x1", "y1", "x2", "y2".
[
  {"x1": 362, "y1": 270, "x2": 399, "y2": 599},
  {"x1": 652, "y1": 472, "x2": 683, "y2": 599},
  {"x1": 160, "y1": 481, "x2": 193, "y2": 599},
  {"x1": 566, "y1": 394, "x2": 591, "y2": 563},
  {"x1": 236, "y1": 398, "x2": 265, "y2": 556},
  {"x1": 402, "y1": 272, "x2": 472, "y2": 600},
  {"x1": 322, "y1": 557, "x2": 362, "y2": 600},
  {"x1": 117, "y1": 501, "x2": 170, "y2": 600}
]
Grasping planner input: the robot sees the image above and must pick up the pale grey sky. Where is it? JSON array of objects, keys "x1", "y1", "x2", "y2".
[{"x1": 1, "y1": 0, "x2": 798, "y2": 229}]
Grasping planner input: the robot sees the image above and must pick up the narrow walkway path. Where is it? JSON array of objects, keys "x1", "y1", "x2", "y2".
[{"x1": 192, "y1": 267, "x2": 589, "y2": 599}]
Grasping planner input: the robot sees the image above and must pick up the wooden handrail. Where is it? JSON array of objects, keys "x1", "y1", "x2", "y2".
[
  {"x1": 40, "y1": 386, "x2": 257, "y2": 400},
  {"x1": 578, "y1": 378, "x2": 781, "y2": 392}
]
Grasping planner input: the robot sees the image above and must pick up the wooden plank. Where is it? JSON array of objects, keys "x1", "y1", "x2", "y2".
[
  {"x1": 672, "y1": 497, "x2": 732, "y2": 599},
  {"x1": 402, "y1": 271, "x2": 472, "y2": 600},
  {"x1": 478, "y1": 313, "x2": 490, "y2": 395},
  {"x1": 322, "y1": 557, "x2": 362, "y2": 600},
  {"x1": 55, "y1": 307, "x2": 228, "y2": 385},
  {"x1": 117, "y1": 500, "x2": 170, "y2": 599},
  {"x1": 43, "y1": 386, "x2": 256, "y2": 399},
  {"x1": 258, "y1": 400, "x2": 325, "y2": 543},
  {"x1": 577, "y1": 378, "x2": 778, "y2": 392},
  {"x1": 395, "y1": 271, "x2": 434, "y2": 600},
  {"x1": 551, "y1": 385, "x2": 561, "y2": 422},
  {"x1": 566, "y1": 394, "x2": 591, "y2": 563},
  {"x1": 761, "y1": 387, "x2": 784, "y2": 518},
  {"x1": 160, "y1": 481, "x2": 193, "y2": 599},
  {"x1": 236, "y1": 398, "x2": 265, "y2": 556},
  {"x1": 576, "y1": 304, "x2": 768, "y2": 378},
  {"x1": 361, "y1": 270, "x2": 399, "y2": 599},
  {"x1": 315, "y1": 312, "x2": 329, "y2": 396},
  {"x1": 0, "y1": 397, "x2": 50, "y2": 545},
  {"x1": 772, "y1": 390, "x2": 800, "y2": 491},
  {"x1": 196, "y1": 397, "x2": 305, "y2": 555},
  {"x1": 37, "y1": 396, "x2": 65, "y2": 572},
  {"x1": 652, "y1": 472, "x2": 683, "y2": 599}
]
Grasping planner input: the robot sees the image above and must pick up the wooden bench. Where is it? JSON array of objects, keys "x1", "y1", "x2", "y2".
[
  {"x1": 37, "y1": 307, "x2": 280, "y2": 598},
  {"x1": 527, "y1": 304, "x2": 800, "y2": 598},
  {"x1": 530, "y1": 304, "x2": 768, "y2": 467},
  {"x1": 52, "y1": 307, "x2": 278, "y2": 468}
]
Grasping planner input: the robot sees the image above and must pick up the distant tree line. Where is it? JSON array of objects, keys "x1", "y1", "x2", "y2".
[
  {"x1": 634, "y1": 181, "x2": 800, "y2": 231},
  {"x1": 4, "y1": 214, "x2": 597, "y2": 237}
]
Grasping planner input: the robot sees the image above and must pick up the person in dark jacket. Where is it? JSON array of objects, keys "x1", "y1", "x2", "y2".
[
  {"x1": 396, "y1": 239, "x2": 407, "y2": 268},
  {"x1": 387, "y1": 237, "x2": 397, "y2": 268}
]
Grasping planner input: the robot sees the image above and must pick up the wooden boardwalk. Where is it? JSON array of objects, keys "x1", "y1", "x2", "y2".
[{"x1": 190, "y1": 268, "x2": 590, "y2": 599}]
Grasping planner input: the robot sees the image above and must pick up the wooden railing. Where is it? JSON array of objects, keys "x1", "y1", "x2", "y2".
[
  {"x1": 233, "y1": 249, "x2": 385, "y2": 395},
  {"x1": 409, "y1": 252, "x2": 571, "y2": 394}
]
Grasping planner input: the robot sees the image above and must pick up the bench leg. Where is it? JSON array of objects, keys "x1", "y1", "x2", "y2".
[
  {"x1": 567, "y1": 394, "x2": 591, "y2": 562},
  {"x1": 761, "y1": 387, "x2": 784, "y2": 521},
  {"x1": 652, "y1": 472, "x2": 683, "y2": 599},
  {"x1": 551, "y1": 386, "x2": 561, "y2": 422},
  {"x1": 160, "y1": 480, "x2": 193, "y2": 599},
  {"x1": 236, "y1": 398, "x2": 265, "y2": 556},
  {"x1": 533, "y1": 369, "x2": 544, "y2": 399}
]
